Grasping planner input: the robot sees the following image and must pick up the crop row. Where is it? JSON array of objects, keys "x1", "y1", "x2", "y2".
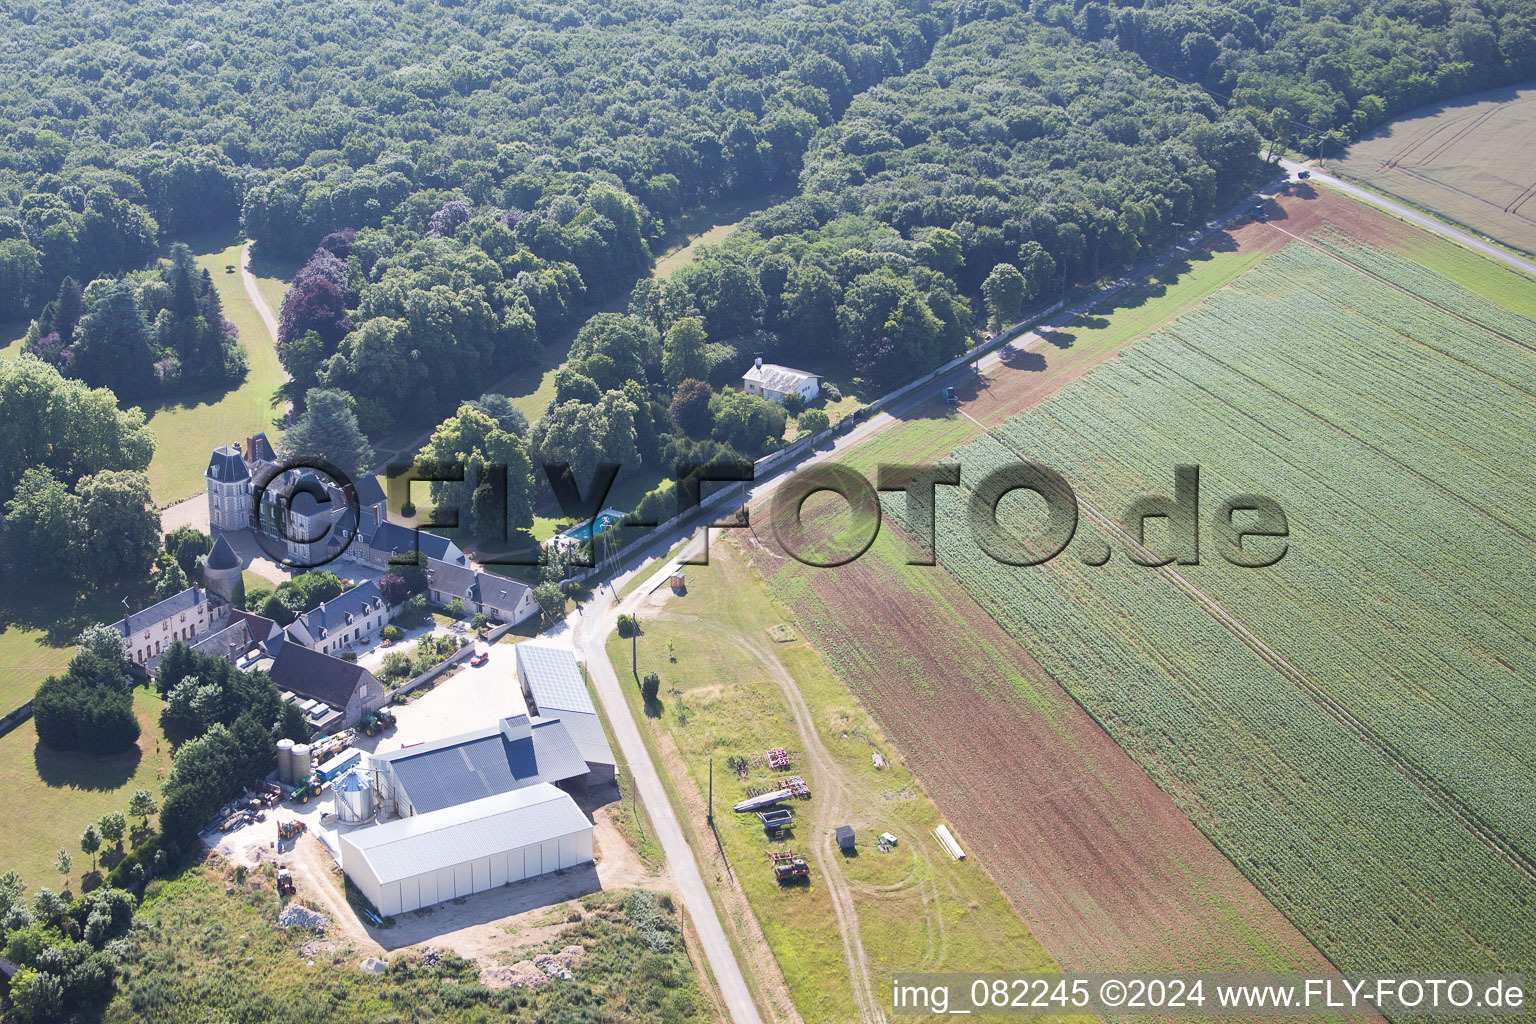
[{"x1": 913, "y1": 241, "x2": 1536, "y2": 979}]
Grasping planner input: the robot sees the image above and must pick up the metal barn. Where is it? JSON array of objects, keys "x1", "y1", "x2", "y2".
[{"x1": 339, "y1": 783, "x2": 594, "y2": 916}]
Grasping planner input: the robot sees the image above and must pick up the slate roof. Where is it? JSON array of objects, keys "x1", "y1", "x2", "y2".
[
  {"x1": 342, "y1": 784, "x2": 590, "y2": 884},
  {"x1": 228, "y1": 609, "x2": 281, "y2": 644},
  {"x1": 206, "y1": 446, "x2": 249, "y2": 483},
  {"x1": 205, "y1": 533, "x2": 240, "y2": 570},
  {"x1": 190, "y1": 619, "x2": 254, "y2": 661},
  {"x1": 267, "y1": 642, "x2": 377, "y2": 709},
  {"x1": 374, "y1": 715, "x2": 589, "y2": 814},
  {"x1": 353, "y1": 473, "x2": 386, "y2": 508},
  {"x1": 112, "y1": 587, "x2": 205, "y2": 636},
  {"x1": 425, "y1": 558, "x2": 530, "y2": 611},
  {"x1": 290, "y1": 581, "x2": 386, "y2": 642},
  {"x1": 245, "y1": 432, "x2": 278, "y2": 463},
  {"x1": 742, "y1": 362, "x2": 818, "y2": 393},
  {"x1": 369, "y1": 522, "x2": 463, "y2": 564}
]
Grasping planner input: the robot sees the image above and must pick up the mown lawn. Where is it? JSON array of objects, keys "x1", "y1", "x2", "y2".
[
  {"x1": 0, "y1": 687, "x2": 173, "y2": 891},
  {"x1": 0, "y1": 575, "x2": 154, "y2": 714},
  {"x1": 137, "y1": 237, "x2": 290, "y2": 505}
]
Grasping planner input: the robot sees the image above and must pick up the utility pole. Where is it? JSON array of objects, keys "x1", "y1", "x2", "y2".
[
  {"x1": 707, "y1": 758, "x2": 714, "y2": 827},
  {"x1": 631, "y1": 625, "x2": 637, "y2": 676}
]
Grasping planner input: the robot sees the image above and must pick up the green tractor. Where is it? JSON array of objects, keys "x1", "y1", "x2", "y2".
[
  {"x1": 361, "y1": 707, "x2": 397, "y2": 737},
  {"x1": 291, "y1": 776, "x2": 321, "y2": 804}
]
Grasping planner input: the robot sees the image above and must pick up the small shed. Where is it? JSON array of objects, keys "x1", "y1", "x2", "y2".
[
  {"x1": 669, "y1": 570, "x2": 686, "y2": 594},
  {"x1": 835, "y1": 825, "x2": 855, "y2": 852}
]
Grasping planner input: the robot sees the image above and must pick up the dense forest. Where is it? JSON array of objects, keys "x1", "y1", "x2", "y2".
[{"x1": 2, "y1": 0, "x2": 1532, "y2": 520}]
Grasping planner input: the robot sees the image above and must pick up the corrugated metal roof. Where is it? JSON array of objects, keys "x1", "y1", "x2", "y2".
[
  {"x1": 517, "y1": 645, "x2": 593, "y2": 714},
  {"x1": 343, "y1": 783, "x2": 590, "y2": 884},
  {"x1": 542, "y1": 710, "x2": 614, "y2": 768},
  {"x1": 378, "y1": 717, "x2": 589, "y2": 813}
]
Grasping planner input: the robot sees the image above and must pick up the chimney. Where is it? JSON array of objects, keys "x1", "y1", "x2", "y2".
[{"x1": 755, "y1": 356, "x2": 763, "y2": 369}]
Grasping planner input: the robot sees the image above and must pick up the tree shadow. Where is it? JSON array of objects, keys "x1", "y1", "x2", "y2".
[
  {"x1": 245, "y1": 244, "x2": 302, "y2": 284},
  {"x1": 1205, "y1": 230, "x2": 1240, "y2": 253},
  {"x1": 1039, "y1": 328, "x2": 1078, "y2": 349},
  {"x1": 0, "y1": 575, "x2": 153, "y2": 647},
  {"x1": 135, "y1": 373, "x2": 253, "y2": 420},
  {"x1": 998, "y1": 347, "x2": 1047, "y2": 372},
  {"x1": 34, "y1": 739, "x2": 142, "y2": 792},
  {"x1": 1284, "y1": 181, "x2": 1320, "y2": 203},
  {"x1": 642, "y1": 695, "x2": 664, "y2": 719}
]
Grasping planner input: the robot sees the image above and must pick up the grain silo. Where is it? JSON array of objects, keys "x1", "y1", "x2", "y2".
[
  {"x1": 276, "y1": 738, "x2": 295, "y2": 784},
  {"x1": 333, "y1": 768, "x2": 374, "y2": 825},
  {"x1": 291, "y1": 743, "x2": 313, "y2": 784}
]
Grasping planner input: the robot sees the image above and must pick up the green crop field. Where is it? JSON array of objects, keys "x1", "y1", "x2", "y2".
[
  {"x1": 918, "y1": 238, "x2": 1536, "y2": 978},
  {"x1": 1336, "y1": 83, "x2": 1536, "y2": 256}
]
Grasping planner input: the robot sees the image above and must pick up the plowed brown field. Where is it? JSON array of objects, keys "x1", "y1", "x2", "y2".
[{"x1": 736, "y1": 184, "x2": 1441, "y2": 985}]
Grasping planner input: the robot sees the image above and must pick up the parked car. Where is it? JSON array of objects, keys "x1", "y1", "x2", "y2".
[
  {"x1": 471, "y1": 650, "x2": 489, "y2": 667},
  {"x1": 379, "y1": 638, "x2": 395, "y2": 648},
  {"x1": 1298, "y1": 169, "x2": 1311, "y2": 179}
]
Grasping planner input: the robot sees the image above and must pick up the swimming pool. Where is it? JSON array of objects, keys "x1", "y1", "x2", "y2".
[{"x1": 561, "y1": 508, "x2": 625, "y2": 542}]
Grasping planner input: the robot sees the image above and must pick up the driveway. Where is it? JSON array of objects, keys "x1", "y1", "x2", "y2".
[{"x1": 367, "y1": 637, "x2": 528, "y2": 754}]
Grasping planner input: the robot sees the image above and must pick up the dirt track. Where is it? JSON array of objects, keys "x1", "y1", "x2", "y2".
[{"x1": 730, "y1": 189, "x2": 1418, "y2": 982}]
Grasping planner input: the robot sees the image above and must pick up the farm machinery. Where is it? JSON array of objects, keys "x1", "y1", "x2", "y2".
[
  {"x1": 360, "y1": 708, "x2": 397, "y2": 736},
  {"x1": 769, "y1": 850, "x2": 809, "y2": 883},
  {"x1": 276, "y1": 868, "x2": 296, "y2": 896},
  {"x1": 758, "y1": 808, "x2": 794, "y2": 836},
  {"x1": 278, "y1": 820, "x2": 307, "y2": 842}
]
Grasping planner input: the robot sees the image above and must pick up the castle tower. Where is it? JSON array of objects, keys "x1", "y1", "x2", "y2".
[
  {"x1": 202, "y1": 533, "x2": 243, "y2": 603},
  {"x1": 206, "y1": 442, "x2": 252, "y2": 532}
]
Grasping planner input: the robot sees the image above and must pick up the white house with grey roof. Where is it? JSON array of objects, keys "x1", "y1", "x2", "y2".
[
  {"x1": 284, "y1": 580, "x2": 393, "y2": 656},
  {"x1": 205, "y1": 432, "x2": 395, "y2": 568},
  {"x1": 109, "y1": 586, "x2": 221, "y2": 668},
  {"x1": 424, "y1": 557, "x2": 537, "y2": 625},
  {"x1": 742, "y1": 357, "x2": 819, "y2": 404}
]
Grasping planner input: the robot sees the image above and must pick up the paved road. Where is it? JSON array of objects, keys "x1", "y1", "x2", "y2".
[
  {"x1": 543, "y1": 159, "x2": 1535, "y2": 1022},
  {"x1": 533, "y1": 173, "x2": 1300, "y2": 1024},
  {"x1": 1280, "y1": 158, "x2": 1536, "y2": 279},
  {"x1": 563, "y1": 555, "x2": 765, "y2": 1024}
]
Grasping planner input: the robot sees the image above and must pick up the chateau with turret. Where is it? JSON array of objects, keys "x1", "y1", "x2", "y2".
[{"x1": 203, "y1": 433, "x2": 462, "y2": 570}]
